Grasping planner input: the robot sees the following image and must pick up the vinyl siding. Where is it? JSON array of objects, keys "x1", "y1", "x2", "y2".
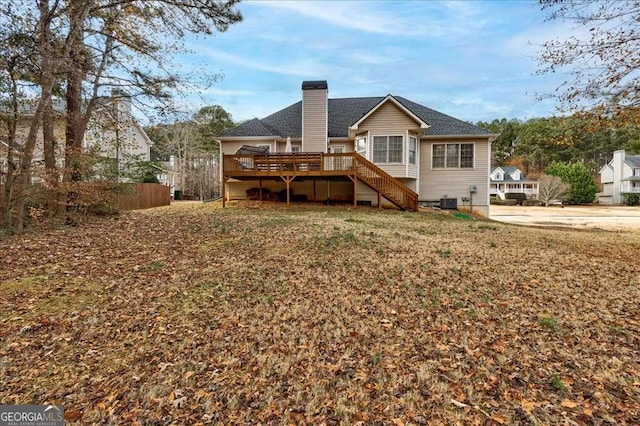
[
  {"x1": 329, "y1": 140, "x2": 354, "y2": 152},
  {"x1": 358, "y1": 101, "x2": 420, "y2": 178},
  {"x1": 419, "y1": 138, "x2": 490, "y2": 216},
  {"x1": 302, "y1": 89, "x2": 328, "y2": 152},
  {"x1": 359, "y1": 101, "x2": 418, "y2": 133},
  {"x1": 600, "y1": 166, "x2": 613, "y2": 184}
]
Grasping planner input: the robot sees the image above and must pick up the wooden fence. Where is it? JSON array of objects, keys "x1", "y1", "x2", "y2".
[{"x1": 118, "y1": 183, "x2": 171, "y2": 211}]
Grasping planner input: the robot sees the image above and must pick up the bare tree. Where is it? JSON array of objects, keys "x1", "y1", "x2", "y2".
[
  {"x1": 537, "y1": 174, "x2": 570, "y2": 206},
  {"x1": 538, "y1": 1, "x2": 640, "y2": 114}
]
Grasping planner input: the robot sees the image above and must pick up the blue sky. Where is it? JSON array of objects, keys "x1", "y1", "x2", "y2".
[{"x1": 174, "y1": 0, "x2": 576, "y2": 124}]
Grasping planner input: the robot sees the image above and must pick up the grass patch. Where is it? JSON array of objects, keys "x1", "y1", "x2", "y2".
[
  {"x1": 134, "y1": 260, "x2": 164, "y2": 272},
  {"x1": 436, "y1": 248, "x2": 452, "y2": 258},
  {"x1": 538, "y1": 316, "x2": 560, "y2": 331}
]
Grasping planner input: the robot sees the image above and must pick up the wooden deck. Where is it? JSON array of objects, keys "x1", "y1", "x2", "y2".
[{"x1": 223, "y1": 152, "x2": 418, "y2": 211}]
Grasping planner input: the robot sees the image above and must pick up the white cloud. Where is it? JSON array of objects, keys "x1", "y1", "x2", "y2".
[
  {"x1": 258, "y1": 1, "x2": 418, "y2": 36},
  {"x1": 254, "y1": 0, "x2": 489, "y2": 39},
  {"x1": 198, "y1": 87, "x2": 256, "y2": 97},
  {"x1": 201, "y1": 48, "x2": 335, "y2": 78},
  {"x1": 350, "y1": 52, "x2": 391, "y2": 65}
]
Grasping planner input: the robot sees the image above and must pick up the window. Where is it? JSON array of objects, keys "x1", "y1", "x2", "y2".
[
  {"x1": 291, "y1": 145, "x2": 301, "y2": 153},
  {"x1": 409, "y1": 136, "x2": 417, "y2": 165},
  {"x1": 432, "y1": 143, "x2": 474, "y2": 168},
  {"x1": 331, "y1": 145, "x2": 345, "y2": 154},
  {"x1": 460, "y1": 144, "x2": 474, "y2": 168},
  {"x1": 432, "y1": 144, "x2": 445, "y2": 168},
  {"x1": 373, "y1": 135, "x2": 403, "y2": 164},
  {"x1": 356, "y1": 137, "x2": 367, "y2": 156}
]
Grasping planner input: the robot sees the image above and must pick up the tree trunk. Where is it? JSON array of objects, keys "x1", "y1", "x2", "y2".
[
  {"x1": 2, "y1": 73, "x2": 19, "y2": 230},
  {"x1": 64, "y1": 1, "x2": 90, "y2": 223},
  {"x1": 43, "y1": 97, "x2": 58, "y2": 215},
  {"x1": 41, "y1": 0, "x2": 58, "y2": 217}
]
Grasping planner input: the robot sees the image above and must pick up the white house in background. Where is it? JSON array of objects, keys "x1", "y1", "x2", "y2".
[
  {"x1": 83, "y1": 90, "x2": 152, "y2": 180},
  {"x1": 599, "y1": 150, "x2": 640, "y2": 204},
  {"x1": 0, "y1": 91, "x2": 151, "y2": 183},
  {"x1": 490, "y1": 166, "x2": 539, "y2": 200}
]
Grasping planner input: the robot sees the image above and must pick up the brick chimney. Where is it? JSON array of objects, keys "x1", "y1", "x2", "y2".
[{"x1": 302, "y1": 81, "x2": 328, "y2": 153}]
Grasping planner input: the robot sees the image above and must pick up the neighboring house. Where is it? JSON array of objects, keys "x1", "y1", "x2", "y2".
[
  {"x1": 599, "y1": 150, "x2": 640, "y2": 204},
  {"x1": 217, "y1": 81, "x2": 496, "y2": 215},
  {"x1": 490, "y1": 166, "x2": 539, "y2": 200},
  {"x1": 0, "y1": 91, "x2": 151, "y2": 184},
  {"x1": 83, "y1": 91, "x2": 152, "y2": 181}
]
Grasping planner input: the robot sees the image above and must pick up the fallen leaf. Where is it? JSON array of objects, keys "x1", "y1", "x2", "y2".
[
  {"x1": 491, "y1": 413, "x2": 507, "y2": 424},
  {"x1": 521, "y1": 399, "x2": 539, "y2": 413},
  {"x1": 560, "y1": 399, "x2": 578, "y2": 408},
  {"x1": 451, "y1": 398, "x2": 469, "y2": 408}
]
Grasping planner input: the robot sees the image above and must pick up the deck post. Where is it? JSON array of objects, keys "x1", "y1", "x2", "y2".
[
  {"x1": 353, "y1": 175, "x2": 358, "y2": 207},
  {"x1": 280, "y1": 176, "x2": 295, "y2": 206},
  {"x1": 259, "y1": 179, "x2": 263, "y2": 201},
  {"x1": 222, "y1": 177, "x2": 227, "y2": 208},
  {"x1": 378, "y1": 191, "x2": 381, "y2": 209},
  {"x1": 313, "y1": 179, "x2": 317, "y2": 202}
]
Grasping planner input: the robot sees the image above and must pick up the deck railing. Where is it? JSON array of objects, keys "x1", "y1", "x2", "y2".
[
  {"x1": 223, "y1": 152, "x2": 418, "y2": 211},
  {"x1": 352, "y1": 153, "x2": 418, "y2": 211}
]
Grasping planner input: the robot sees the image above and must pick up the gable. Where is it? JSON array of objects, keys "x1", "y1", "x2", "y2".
[{"x1": 356, "y1": 99, "x2": 425, "y2": 134}]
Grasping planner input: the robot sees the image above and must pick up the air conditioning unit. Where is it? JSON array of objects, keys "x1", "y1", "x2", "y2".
[{"x1": 440, "y1": 198, "x2": 457, "y2": 210}]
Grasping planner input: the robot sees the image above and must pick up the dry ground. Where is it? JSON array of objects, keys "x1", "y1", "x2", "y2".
[
  {"x1": 1, "y1": 201, "x2": 639, "y2": 425},
  {"x1": 490, "y1": 205, "x2": 640, "y2": 231}
]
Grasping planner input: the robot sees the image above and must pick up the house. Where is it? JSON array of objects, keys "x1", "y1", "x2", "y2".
[
  {"x1": 490, "y1": 166, "x2": 539, "y2": 200},
  {"x1": 0, "y1": 91, "x2": 151, "y2": 184},
  {"x1": 83, "y1": 91, "x2": 152, "y2": 181},
  {"x1": 599, "y1": 149, "x2": 640, "y2": 204},
  {"x1": 217, "y1": 81, "x2": 496, "y2": 215}
]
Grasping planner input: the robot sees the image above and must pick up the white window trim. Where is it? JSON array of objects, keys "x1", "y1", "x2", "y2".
[
  {"x1": 408, "y1": 135, "x2": 417, "y2": 166},
  {"x1": 330, "y1": 145, "x2": 346, "y2": 154},
  {"x1": 431, "y1": 142, "x2": 475, "y2": 169},
  {"x1": 372, "y1": 135, "x2": 404, "y2": 165}
]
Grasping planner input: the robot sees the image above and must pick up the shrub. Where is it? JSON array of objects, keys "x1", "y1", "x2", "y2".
[
  {"x1": 505, "y1": 192, "x2": 527, "y2": 205},
  {"x1": 491, "y1": 199, "x2": 518, "y2": 206},
  {"x1": 622, "y1": 192, "x2": 640, "y2": 206},
  {"x1": 545, "y1": 162, "x2": 597, "y2": 204}
]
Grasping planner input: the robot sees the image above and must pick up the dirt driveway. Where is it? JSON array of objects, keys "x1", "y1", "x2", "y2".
[{"x1": 489, "y1": 204, "x2": 640, "y2": 231}]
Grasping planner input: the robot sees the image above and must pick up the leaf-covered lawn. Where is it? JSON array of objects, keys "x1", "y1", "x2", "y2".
[{"x1": 1, "y1": 202, "x2": 639, "y2": 424}]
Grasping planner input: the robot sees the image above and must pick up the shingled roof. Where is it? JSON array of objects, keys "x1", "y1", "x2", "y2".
[
  {"x1": 221, "y1": 95, "x2": 493, "y2": 138},
  {"x1": 624, "y1": 155, "x2": 640, "y2": 169}
]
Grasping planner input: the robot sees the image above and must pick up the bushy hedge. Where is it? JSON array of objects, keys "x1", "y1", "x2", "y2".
[
  {"x1": 505, "y1": 192, "x2": 527, "y2": 205},
  {"x1": 622, "y1": 192, "x2": 640, "y2": 206}
]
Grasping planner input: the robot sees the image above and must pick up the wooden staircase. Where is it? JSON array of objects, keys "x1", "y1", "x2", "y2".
[{"x1": 352, "y1": 153, "x2": 418, "y2": 211}]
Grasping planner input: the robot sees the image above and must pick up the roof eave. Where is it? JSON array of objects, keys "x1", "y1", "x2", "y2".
[
  {"x1": 420, "y1": 134, "x2": 497, "y2": 140},
  {"x1": 218, "y1": 135, "x2": 280, "y2": 142}
]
